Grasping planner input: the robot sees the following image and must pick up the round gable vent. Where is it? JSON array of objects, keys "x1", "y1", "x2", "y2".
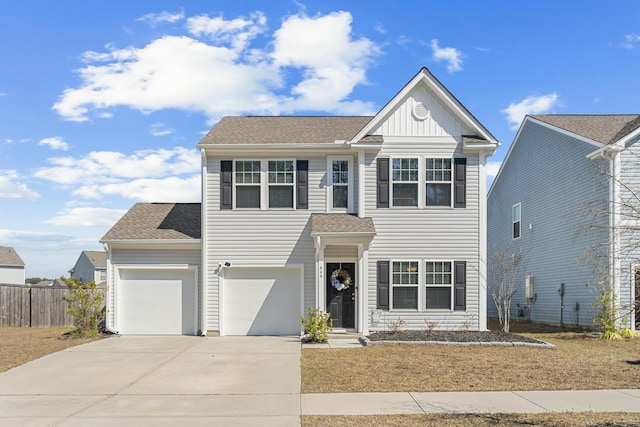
[{"x1": 412, "y1": 102, "x2": 430, "y2": 121}]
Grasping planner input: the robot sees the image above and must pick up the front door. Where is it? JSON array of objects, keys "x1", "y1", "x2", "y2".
[{"x1": 326, "y1": 262, "x2": 355, "y2": 328}]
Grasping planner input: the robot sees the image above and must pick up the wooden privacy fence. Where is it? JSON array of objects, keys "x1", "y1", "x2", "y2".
[{"x1": 0, "y1": 284, "x2": 106, "y2": 328}]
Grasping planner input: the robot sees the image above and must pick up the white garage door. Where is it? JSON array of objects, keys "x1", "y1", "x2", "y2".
[
  {"x1": 118, "y1": 269, "x2": 196, "y2": 335},
  {"x1": 223, "y1": 267, "x2": 302, "y2": 336}
]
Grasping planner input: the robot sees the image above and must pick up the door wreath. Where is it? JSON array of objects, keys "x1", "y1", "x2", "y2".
[{"x1": 330, "y1": 269, "x2": 352, "y2": 291}]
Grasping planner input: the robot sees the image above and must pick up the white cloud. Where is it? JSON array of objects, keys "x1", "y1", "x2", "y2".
[
  {"x1": 623, "y1": 34, "x2": 640, "y2": 49},
  {"x1": 96, "y1": 176, "x2": 201, "y2": 202},
  {"x1": 0, "y1": 170, "x2": 40, "y2": 200},
  {"x1": 187, "y1": 12, "x2": 267, "y2": 51},
  {"x1": 430, "y1": 39, "x2": 463, "y2": 72},
  {"x1": 0, "y1": 229, "x2": 71, "y2": 242},
  {"x1": 39, "y1": 136, "x2": 70, "y2": 151},
  {"x1": 150, "y1": 122, "x2": 173, "y2": 136},
  {"x1": 52, "y1": 10, "x2": 380, "y2": 122},
  {"x1": 501, "y1": 93, "x2": 559, "y2": 130},
  {"x1": 44, "y1": 207, "x2": 128, "y2": 227},
  {"x1": 486, "y1": 161, "x2": 502, "y2": 180},
  {"x1": 137, "y1": 10, "x2": 185, "y2": 26}
]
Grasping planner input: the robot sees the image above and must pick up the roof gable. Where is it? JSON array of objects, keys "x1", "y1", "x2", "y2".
[{"x1": 350, "y1": 67, "x2": 498, "y2": 149}]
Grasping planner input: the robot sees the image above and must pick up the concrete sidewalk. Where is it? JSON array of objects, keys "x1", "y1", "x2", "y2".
[{"x1": 302, "y1": 389, "x2": 640, "y2": 415}]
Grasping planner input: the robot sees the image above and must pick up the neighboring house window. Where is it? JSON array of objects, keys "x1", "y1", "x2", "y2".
[
  {"x1": 327, "y1": 157, "x2": 352, "y2": 211},
  {"x1": 235, "y1": 160, "x2": 261, "y2": 208},
  {"x1": 268, "y1": 160, "x2": 295, "y2": 208},
  {"x1": 513, "y1": 203, "x2": 521, "y2": 239},
  {"x1": 392, "y1": 158, "x2": 419, "y2": 206},
  {"x1": 425, "y1": 261, "x2": 452, "y2": 309},
  {"x1": 98, "y1": 270, "x2": 106, "y2": 282},
  {"x1": 391, "y1": 261, "x2": 419, "y2": 309},
  {"x1": 425, "y1": 158, "x2": 452, "y2": 207}
]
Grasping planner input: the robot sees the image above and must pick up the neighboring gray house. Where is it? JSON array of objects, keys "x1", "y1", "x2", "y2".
[
  {"x1": 102, "y1": 68, "x2": 499, "y2": 335},
  {"x1": 0, "y1": 246, "x2": 26, "y2": 285},
  {"x1": 488, "y1": 114, "x2": 640, "y2": 329},
  {"x1": 69, "y1": 250, "x2": 107, "y2": 284}
]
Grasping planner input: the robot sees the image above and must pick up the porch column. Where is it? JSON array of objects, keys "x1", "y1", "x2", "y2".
[
  {"x1": 358, "y1": 244, "x2": 369, "y2": 335},
  {"x1": 315, "y1": 236, "x2": 326, "y2": 310}
]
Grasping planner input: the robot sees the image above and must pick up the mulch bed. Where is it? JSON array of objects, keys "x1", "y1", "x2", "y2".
[{"x1": 367, "y1": 330, "x2": 545, "y2": 344}]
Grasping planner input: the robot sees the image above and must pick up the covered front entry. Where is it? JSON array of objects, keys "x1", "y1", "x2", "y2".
[{"x1": 326, "y1": 262, "x2": 356, "y2": 328}]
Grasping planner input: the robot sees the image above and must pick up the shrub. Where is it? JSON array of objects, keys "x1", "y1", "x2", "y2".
[
  {"x1": 300, "y1": 306, "x2": 332, "y2": 343},
  {"x1": 62, "y1": 277, "x2": 104, "y2": 338}
]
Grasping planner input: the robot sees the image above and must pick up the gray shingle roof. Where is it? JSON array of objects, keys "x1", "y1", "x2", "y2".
[
  {"x1": 531, "y1": 114, "x2": 640, "y2": 145},
  {"x1": 311, "y1": 214, "x2": 376, "y2": 235},
  {"x1": 83, "y1": 250, "x2": 106, "y2": 269},
  {"x1": 198, "y1": 116, "x2": 376, "y2": 145},
  {"x1": 101, "y1": 203, "x2": 201, "y2": 241},
  {"x1": 0, "y1": 246, "x2": 25, "y2": 267}
]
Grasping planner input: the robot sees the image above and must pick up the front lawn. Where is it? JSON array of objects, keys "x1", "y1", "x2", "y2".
[
  {"x1": 0, "y1": 327, "x2": 99, "y2": 372},
  {"x1": 302, "y1": 331, "x2": 640, "y2": 393}
]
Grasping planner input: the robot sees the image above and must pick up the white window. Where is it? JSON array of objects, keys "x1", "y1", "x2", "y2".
[
  {"x1": 392, "y1": 158, "x2": 419, "y2": 206},
  {"x1": 425, "y1": 261, "x2": 452, "y2": 309},
  {"x1": 391, "y1": 261, "x2": 419, "y2": 309},
  {"x1": 327, "y1": 157, "x2": 353, "y2": 211},
  {"x1": 268, "y1": 160, "x2": 294, "y2": 208},
  {"x1": 513, "y1": 203, "x2": 521, "y2": 239},
  {"x1": 235, "y1": 160, "x2": 261, "y2": 208},
  {"x1": 425, "y1": 158, "x2": 452, "y2": 207}
]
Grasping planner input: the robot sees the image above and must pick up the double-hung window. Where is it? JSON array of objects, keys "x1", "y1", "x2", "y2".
[
  {"x1": 512, "y1": 203, "x2": 521, "y2": 239},
  {"x1": 327, "y1": 157, "x2": 352, "y2": 211},
  {"x1": 425, "y1": 261, "x2": 452, "y2": 309},
  {"x1": 392, "y1": 158, "x2": 418, "y2": 206},
  {"x1": 268, "y1": 160, "x2": 295, "y2": 208},
  {"x1": 391, "y1": 261, "x2": 419, "y2": 309},
  {"x1": 235, "y1": 161, "x2": 261, "y2": 208},
  {"x1": 425, "y1": 158, "x2": 452, "y2": 207}
]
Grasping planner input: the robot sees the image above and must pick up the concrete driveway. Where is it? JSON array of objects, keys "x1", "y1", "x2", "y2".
[{"x1": 0, "y1": 335, "x2": 301, "y2": 426}]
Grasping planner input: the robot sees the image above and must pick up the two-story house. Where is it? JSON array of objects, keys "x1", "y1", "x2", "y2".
[
  {"x1": 488, "y1": 114, "x2": 640, "y2": 329},
  {"x1": 69, "y1": 250, "x2": 107, "y2": 284},
  {"x1": 101, "y1": 68, "x2": 499, "y2": 335}
]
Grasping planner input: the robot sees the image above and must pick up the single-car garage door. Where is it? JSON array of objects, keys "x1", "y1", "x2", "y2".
[
  {"x1": 118, "y1": 268, "x2": 196, "y2": 335},
  {"x1": 222, "y1": 267, "x2": 302, "y2": 335}
]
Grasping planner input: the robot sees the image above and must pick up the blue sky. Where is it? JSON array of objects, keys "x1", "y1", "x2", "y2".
[{"x1": 1, "y1": 1, "x2": 639, "y2": 279}]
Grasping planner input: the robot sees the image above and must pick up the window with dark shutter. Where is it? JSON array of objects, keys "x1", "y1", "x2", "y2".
[
  {"x1": 454, "y1": 158, "x2": 466, "y2": 208},
  {"x1": 220, "y1": 160, "x2": 233, "y2": 210},
  {"x1": 377, "y1": 260, "x2": 390, "y2": 310},
  {"x1": 377, "y1": 158, "x2": 389, "y2": 208},
  {"x1": 296, "y1": 160, "x2": 308, "y2": 209},
  {"x1": 454, "y1": 260, "x2": 466, "y2": 311}
]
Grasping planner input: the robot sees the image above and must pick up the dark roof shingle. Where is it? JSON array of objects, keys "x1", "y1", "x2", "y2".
[
  {"x1": 311, "y1": 214, "x2": 376, "y2": 235},
  {"x1": 83, "y1": 250, "x2": 106, "y2": 269},
  {"x1": 198, "y1": 116, "x2": 375, "y2": 145},
  {"x1": 101, "y1": 203, "x2": 201, "y2": 241},
  {"x1": 531, "y1": 114, "x2": 640, "y2": 145}
]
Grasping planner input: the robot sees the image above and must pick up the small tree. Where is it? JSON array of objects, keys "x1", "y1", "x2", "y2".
[
  {"x1": 300, "y1": 306, "x2": 332, "y2": 343},
  {"x1": 489, "y1": 245, "x2": 529, "y2": 332},
  {"x1": 62, "y1": 277, "x2": 104, "y2": 337}
]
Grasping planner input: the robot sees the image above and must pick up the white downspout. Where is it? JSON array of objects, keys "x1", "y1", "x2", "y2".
[
  {"x1": 478, "y1": 152, "x2": 488, "y2": 331},
  {"x1": 610, "y1": 153, "x2": 622, "y2": 328},
  {"x1": 200, "y1": 149, "x2": 208, "y2": 336}
]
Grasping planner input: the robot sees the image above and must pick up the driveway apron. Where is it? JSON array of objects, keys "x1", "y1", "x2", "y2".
[{"x1": 0, "y1": 335, "x2": 301, "y2": 426}]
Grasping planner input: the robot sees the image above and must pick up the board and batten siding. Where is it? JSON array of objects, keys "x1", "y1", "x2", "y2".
[
  {"x1": 488, "y1": 120, "x2": 609, "y2": 327},
  {"x1": 107, "y1": 248, "x2": 202, "y2": 332},
  {"x1": 363, "y1": 137, "x2": 483, "y2": 331}
]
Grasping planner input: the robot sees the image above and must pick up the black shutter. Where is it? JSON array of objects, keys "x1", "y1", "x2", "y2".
[
  {"x1": 377, "y1": 260, "x2": 390, "y2": 310},
  {"x1": 454, "y1": 158, "x2": 466, "y2": 208},
  {"x1": 220, "y1": 160, "x2": 233, "y2": 210},
  {"x1": 296, "y1": 160, "x2": 308, "y2": 209},
  {"x1": 454, "y1": 261, "x2": 466, "y2": 311},
  {"x1": 377, "y1": 158, "x2": 389, "y2": 208}
]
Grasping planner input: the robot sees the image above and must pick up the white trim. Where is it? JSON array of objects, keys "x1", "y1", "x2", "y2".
[
  {"x1": 478, "y1": 151, "x2": 488, "y2": 330},
  {"x1": 424, "y1": 260, "x2": 455, "y2": 311},
  {"x1": 358, "y1": 151, "x2": 366, "y2": 218},
  {"x1": 611, "y1": 155, "x2": 622, "y2": 327},
  {"x1": 326, "y1": 156, "x2": 354, "y2": 213},
  {"x1": 389, "y1": 260, "x2": 421, "y2": 311},
  {"x1": 201, "y1": 149, "x2": 208, "y2": 335}
]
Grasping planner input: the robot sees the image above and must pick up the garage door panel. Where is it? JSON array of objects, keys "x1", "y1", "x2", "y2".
[
  {"x1": 223, "y1": 267, "x2": 301, "y2": 336},
  {"x1": 118, "y1": 269, "x2": 195, "y2": 335}
]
